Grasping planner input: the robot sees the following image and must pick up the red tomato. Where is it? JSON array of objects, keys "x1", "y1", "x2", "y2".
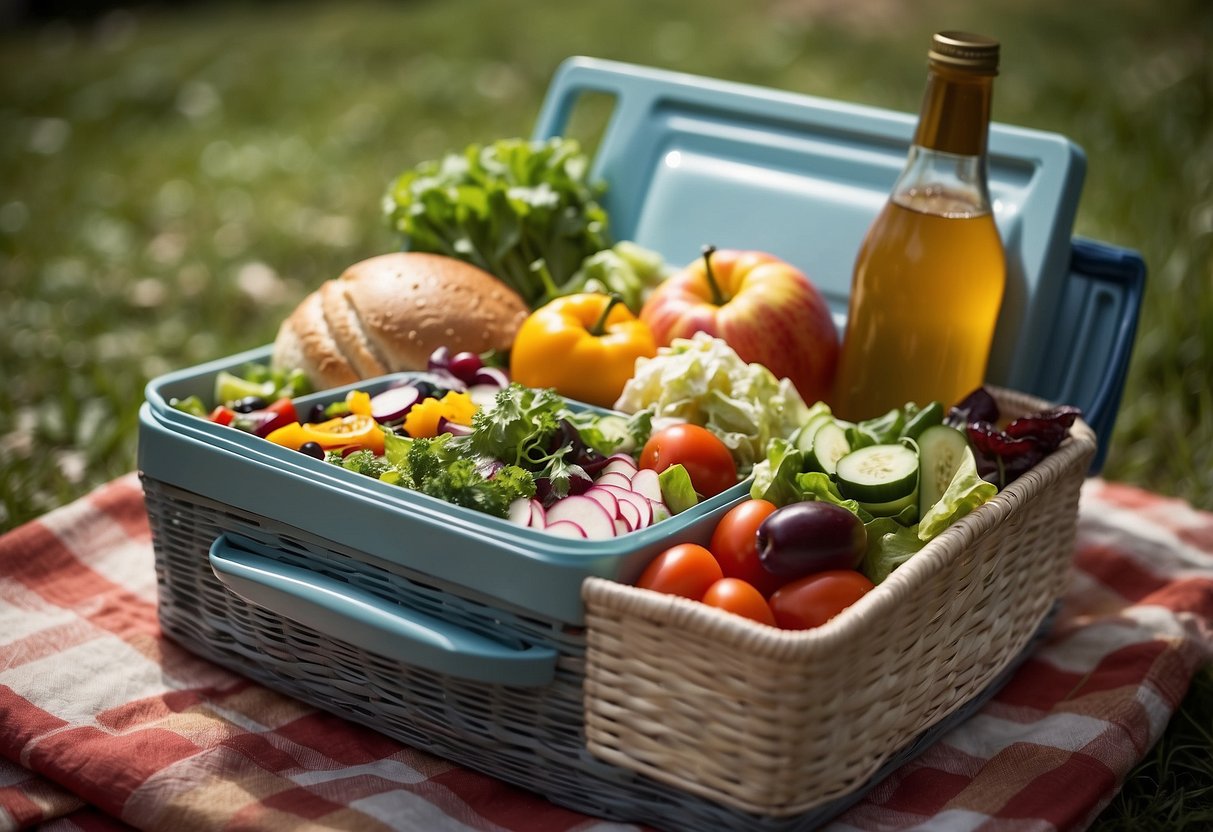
[
  {"x1": 640, "y1": 423, "x2": 737, "y2": 499},
  {"x1": 636, "y1": 543, "x2": 724, "y2": 601},
  {"x1": 768, "y1": 570, "x2": 875, "y2": 630},
  {"x1": 701, "y1": 578, "x2": 777, "y2": 626},
  {"x1": 709, "y1": 498, "x2": 783, "y2": 596}
]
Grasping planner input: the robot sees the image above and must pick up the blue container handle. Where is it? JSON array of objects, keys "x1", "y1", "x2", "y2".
[
  {"x1": 208, "y1": 533, "x2": 558, "y2": 687},
  {"x1": 1067, "y1": 239, "x2": 1146, "y2": 473}
]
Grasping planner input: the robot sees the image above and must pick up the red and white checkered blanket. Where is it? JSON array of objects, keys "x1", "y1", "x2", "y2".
[{"x1": 2, "y1": 474, "x2": 1211, "y2": 831}]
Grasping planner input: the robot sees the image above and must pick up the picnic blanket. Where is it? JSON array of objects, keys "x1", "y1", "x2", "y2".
[{"x1": 1, "y1": 473, "x2": 1211, "y2": 832}]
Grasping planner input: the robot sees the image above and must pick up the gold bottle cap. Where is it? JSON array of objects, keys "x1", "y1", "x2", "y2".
[{"x1": 929, "y1": 31, "x2": 1000, "y2": 75}]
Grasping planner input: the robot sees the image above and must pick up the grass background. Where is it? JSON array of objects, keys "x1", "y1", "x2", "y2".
[{"x1": 1, "y1": 0, "x2": 1210, "y2": 827}]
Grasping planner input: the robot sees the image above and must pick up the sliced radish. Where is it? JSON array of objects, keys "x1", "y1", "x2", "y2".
[
  {"x1": 507, "y1": 497, "x2": 531, "y2": 526},
  {"x1": 650, "y1": 501, "x2": 672, "y2": 524},
  {"x1": 629, "y1": 468, "x2": 664, "y2": 503},
  {"x1": 545, "y1": 495, "x2": 617, "y2": 539},
  {"x1": 594, "y1": 471, "x2": 634, "y2": 490},
  {"x1": 615, "y1": 498, "x2": 642, "y2": 532},
  {"x1": 601, "y1": 459, "x2": 639, "y2": 479},
  {"x1": 583, "y1": 487, "x2": 619, "y2": 518},
  {"x1": 598, "y1": 484, "x2": 654, "y2": 529},
  {"x1": 528, "y1": 499, "x2": 547, "y2": 529},
  {"x1": 614, "y1": 517, "x2": 631, "y2": 535},
  {"x1": 545, "y1": 520, "x2": 587, "y2": 538},
  {"x1": 606, "y1": 452, "x2": 639, "y2": 466}
]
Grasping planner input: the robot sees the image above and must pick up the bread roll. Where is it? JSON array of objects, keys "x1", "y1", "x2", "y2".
[{"x1": 272, "y1": 252, "x2": 529, "y2": 389}]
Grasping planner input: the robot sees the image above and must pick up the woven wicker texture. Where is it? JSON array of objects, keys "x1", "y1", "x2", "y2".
[
  {"x1": 146, "y1": 477, "x2": 870, "y2": 831},
  {"x1": 582, "y1": 388, "x2": 1097, "y2": 816}
]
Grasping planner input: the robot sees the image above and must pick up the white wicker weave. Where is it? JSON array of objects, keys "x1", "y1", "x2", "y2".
[{"x1": 582, "y1": 387, "x2": 1097, "y2": 817}]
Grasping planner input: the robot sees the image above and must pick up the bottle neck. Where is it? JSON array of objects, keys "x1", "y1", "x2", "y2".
[
  {"x1": 912, "y1": 64, "x2": 994, "y2": 157},
  {"x1": 894, "y1": 65, "x2": 996, "y2": 217}
]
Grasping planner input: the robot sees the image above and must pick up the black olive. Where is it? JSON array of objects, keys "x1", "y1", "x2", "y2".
[
  {"x1": 233, "y1": 395, "x2": 269, "y2": 413},
  {"x1": 299, "y1": 441, "x2": 325, "y2": 460}
]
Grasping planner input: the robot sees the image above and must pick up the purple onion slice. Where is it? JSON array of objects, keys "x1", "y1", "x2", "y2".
[
  {"x1": 471, "y1": 366, "x2": 511, "y2": 388},
  {"x1": 370, "y1": 385, "x2": 423, "y2": 423}
]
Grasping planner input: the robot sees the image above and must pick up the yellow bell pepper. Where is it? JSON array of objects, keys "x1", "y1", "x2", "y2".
[{"x1": 510, "y1": 293, "x2": 657, "y2": 408}]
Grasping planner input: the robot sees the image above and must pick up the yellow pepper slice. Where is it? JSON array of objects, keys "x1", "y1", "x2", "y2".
[
  {"x1": 510, "y1": 293, "x2": 657, "y2": 408},
  {"x1": 403, "y1": 391, "x2": 477, "y2": 438},
  {"x1": 267, "y1": 414, "x2": 385, "y2": 455},
  {"x1": 345, "y1": 389, "x2": 372, "y2": 417}
]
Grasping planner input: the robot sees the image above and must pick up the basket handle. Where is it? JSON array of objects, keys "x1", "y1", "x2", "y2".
[{"x1": 208, "y1": 533, "x2": 558, "y2": 687}]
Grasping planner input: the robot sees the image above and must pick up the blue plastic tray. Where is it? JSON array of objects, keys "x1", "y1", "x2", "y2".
[
  {"x1": 532, "y1": 57, "x2": 1145, "y2": 469},
  {"x1": 140, "y1": 347, "x2": 749, "y2": 636}
]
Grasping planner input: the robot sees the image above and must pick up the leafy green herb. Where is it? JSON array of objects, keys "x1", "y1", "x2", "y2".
[
  {"x1": 400, "y1": 433, "x2": 534, "y2": 517},
  {"x1": 383, "y1": 137, "x2": 611, "y2": 308},
  {"x1": 470, "y1": 384, "x2": 564, "y2": 468},
  {"x1": 341, "y1": 449, "x2": 390, "y2": 478}
]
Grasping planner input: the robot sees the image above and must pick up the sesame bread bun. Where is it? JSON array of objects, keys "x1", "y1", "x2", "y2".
[{"x1": 271, "y1": 252, "x2": 529, "y2": 389}]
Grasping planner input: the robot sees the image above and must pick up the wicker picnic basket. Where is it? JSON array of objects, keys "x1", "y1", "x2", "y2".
[{"x1": 581, "y1": 386, "x2": 1098, "y2": 817}]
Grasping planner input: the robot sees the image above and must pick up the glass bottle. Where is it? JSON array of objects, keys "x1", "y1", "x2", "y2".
[{"x1": 831, "y1": 31, "x2": 1006, "y2": 421}]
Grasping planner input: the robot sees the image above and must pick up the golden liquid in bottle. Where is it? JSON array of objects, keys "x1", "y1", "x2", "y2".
[{"x1": 832, "y1": 188, "x2": 1006, "y2": 421}]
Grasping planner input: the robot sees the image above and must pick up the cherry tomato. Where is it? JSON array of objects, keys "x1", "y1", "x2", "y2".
[
  {"x1": 701, "y1": 578, "x2": 777, "y2": 626},
  {"x1": 639, "y1": 423, "x2": 737, "y2": 499},
  {"x1": 208, "y1": 405, "x2": 236, "y2": 426},
  {"x1": 636, "y1": 543, "x2": 724, "y2": 601},
  {"x1": 768, "y1": 570, "x2": 875, "y2": 630},
  {"x1": 709, "y1": 498, "x2": 782, "y2": 596}
]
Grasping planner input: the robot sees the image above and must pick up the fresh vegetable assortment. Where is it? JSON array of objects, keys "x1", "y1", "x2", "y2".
[{"x1": 636, "y1": 382, "x2": 1081, "y2": 629}]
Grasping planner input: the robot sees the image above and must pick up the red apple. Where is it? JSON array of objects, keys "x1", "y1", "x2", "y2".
[{"x1": 640, "y1": 246, "x2": 839, "y2": 403}]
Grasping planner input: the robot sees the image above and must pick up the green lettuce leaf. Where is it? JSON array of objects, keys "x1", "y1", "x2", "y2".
[
  {"x1": 658, "y1": 464, "x2": 699, "y2": 514},
  {"x1": 793, "y1": 471, "x2": 865, "y2": 517},
  {"x1": 861, "y1": 517, "x2": 927, "y2": 584},
  {"x1": 749, "y1": 438, "x2": 805, "y2": 507},
  {"x1": 918, "y1": 445, "x2": 997, "y2": 541}
]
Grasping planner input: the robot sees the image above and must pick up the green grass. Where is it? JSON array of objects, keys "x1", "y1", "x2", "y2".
[
  {"x1": 1, "y1": 0, "x2": 1210, "y2": 826},
  {"x1": 1092, "y1": 666, "x2": 1213, "y2": 832}
]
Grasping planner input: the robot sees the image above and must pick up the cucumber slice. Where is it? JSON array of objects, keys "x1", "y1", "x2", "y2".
[
  {"x1": 917, "y1": 424, "x2": 972, "y2": 516},
  {"x1": 807, "y1": 422, "x2": 851, "y2": 475},
  {"x1": 901, "y1": 401, "x2": 945, "y2": 440},
  {"x1": 795, "y1": 412, "x2": 835, "y2": 454},
  {"x1": 834, "y1": 443, "x2": 919, "y2": 503},
  {"x1": 859, "y1": 487, "x2": 920, "y2": 520}
]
